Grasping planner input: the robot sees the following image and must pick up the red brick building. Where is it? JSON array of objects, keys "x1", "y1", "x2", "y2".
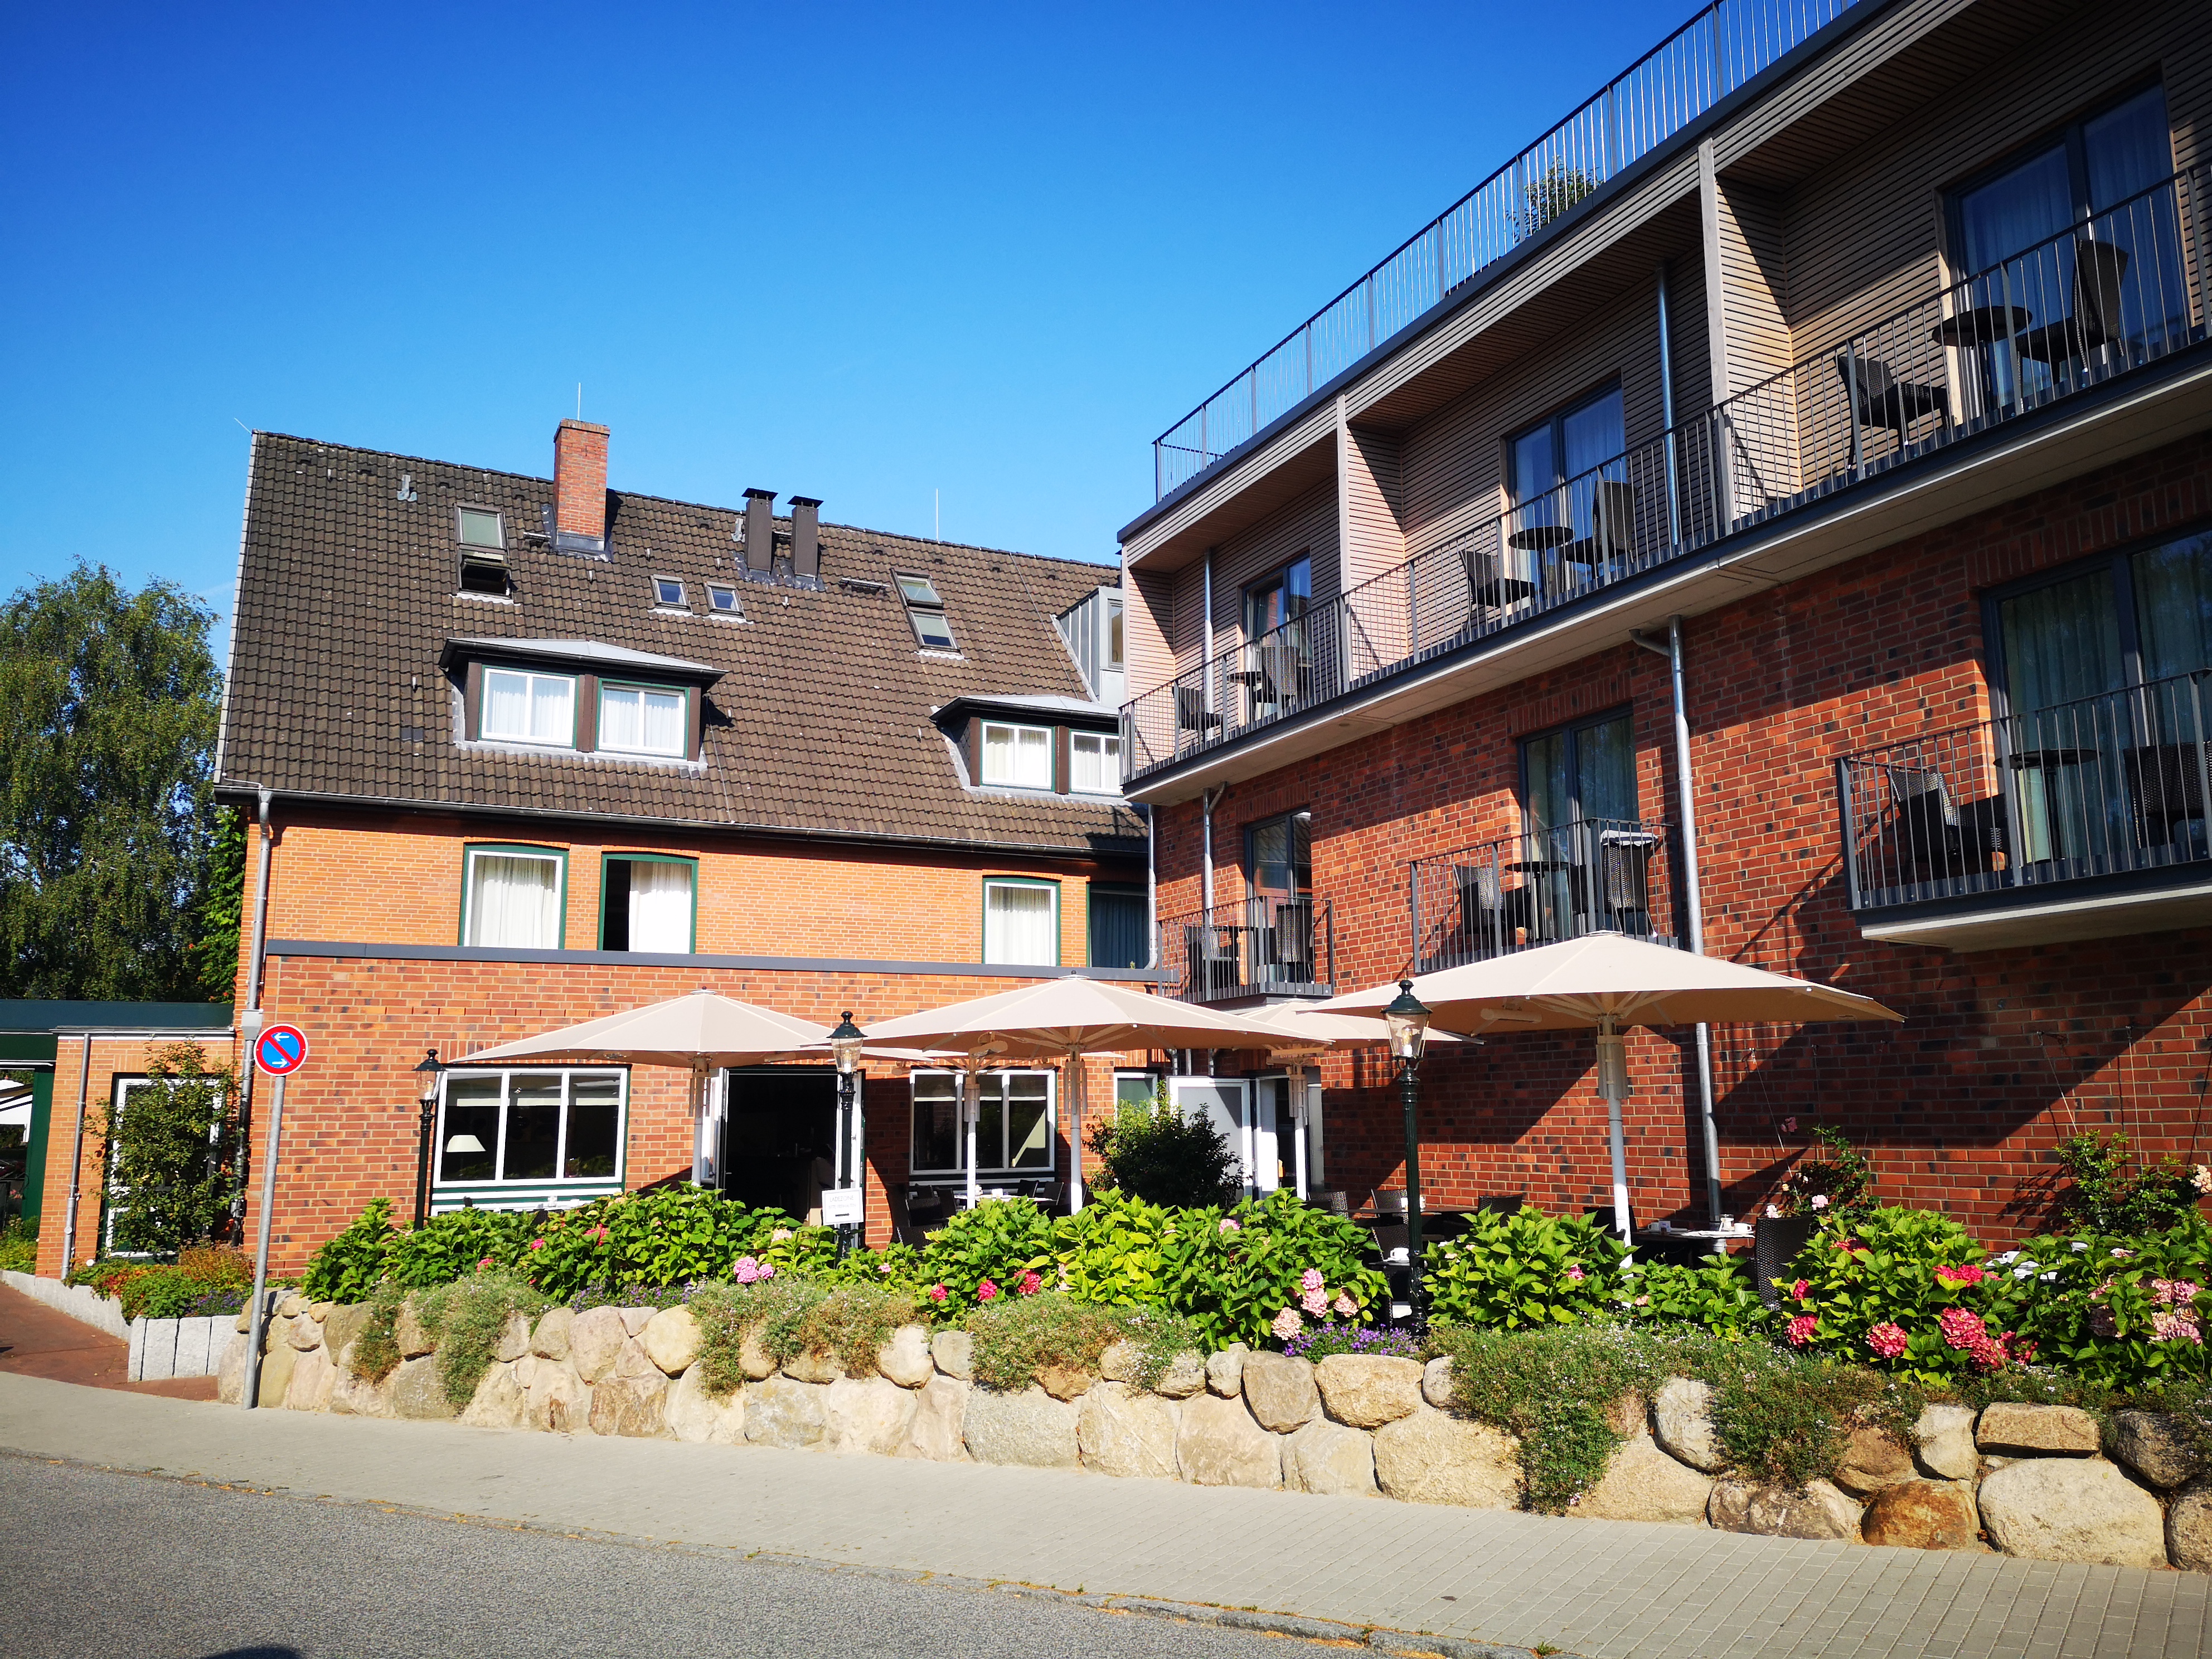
[
  {"x1": 38, "y1": 421, "x2": 1147, "y2": 1277},
  {"x1": 1115, "y1": 0, "x2": 2212, "y2": 1240}
]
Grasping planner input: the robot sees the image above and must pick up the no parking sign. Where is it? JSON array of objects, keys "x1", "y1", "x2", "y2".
[{"x1": 254, "y1": 1023, "x2": 308, "y2": 1076}]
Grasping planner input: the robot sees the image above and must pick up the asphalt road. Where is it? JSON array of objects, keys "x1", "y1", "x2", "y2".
[{"x1": 0, "y1": 1456, "x2": 1312, "y2": 1659}]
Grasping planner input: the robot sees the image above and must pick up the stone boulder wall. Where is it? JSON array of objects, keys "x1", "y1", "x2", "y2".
[
  {"x1": 1978, "y1": 1458, "x2": 2167, "y2": 1567},
  {"x1": 903, "y1": 1374, "x2": 971, "y2": 1462},
  {"x1": 1240, "y1": 1352, "x2": 1320, "y2": 1433},
  {"x1": 2170, "y1": 1479, "x2": 2212, "y2": 1573},
  {"x1": 1709, "y1": 1478, "x2": 1862, "y2": 1541},
  {"x1": 664, "y1": 1365, "x2": 746, "y2": 1445},
  {"x1": 531, "y1": 1306, "x2": 573, "y2": 1361},
  {"x1": 1314, "y1": 1355, "x2": 1423, "y2": 1429},
  {"x1": 876, "y1": 1325, "x2": 934, "y2": 1389},
  {"x1": 1077, "y1": 1381, "x2": 1180, "y2": 1479},
  {"x1": 568, "y1": 1307, "x2": 629, "y2": 1382},
  {"x1": 1370, "y1": 1409, "x2": 1519, "y2": 1510},
  {"x1": 1575, "y1": 1434, "x2": 1714, "y2": 1525},
  {"x1": 1913, "y1": 1404, "x2": 1979, "y2": 1481},
  {"x1": 1833, "y1": 1425, "x2": 1915, "y2": 1497},
  {"x1": 964, "y1": 1385, "x2": 1079, "y2": 1469},
  {"x1": 1176, "y1": 1391, "x2": 1280, "y2": 1489},
  {"x1": 2111, "y1": 1410, "x2": 2206, "y2": 1490},
  {"x1": 827, "y1": 1376, "x2": 919, "y2": 1456},
  {"x1": 1282, "y1": 1417, "x2": 1377, "y2": 1497},
  {"x1": 1652, "y1": 1378, "x2": 1724, "y2": 1473},
  {"x1": 746, "y1": 1376, "x2": 828, "y2": 1450},
  {"x1": 1861, "y1": 1479, "x2": 1979, "y2": 1550},
  {"x1": 1976, "y1": 1403, "x2": 2099, "y2": 1457}
]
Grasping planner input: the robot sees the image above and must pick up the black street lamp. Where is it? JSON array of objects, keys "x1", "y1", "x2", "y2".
[
  {"x1": 828, "y1": 1012, "x2": 867, "y2": 1258},
  {"x1": 1381, "y1": 980, "x2": 1432, "y2": 1326},
  {"x1": 410, "y1": 1049, "x2": 445, "y2": 1229}
]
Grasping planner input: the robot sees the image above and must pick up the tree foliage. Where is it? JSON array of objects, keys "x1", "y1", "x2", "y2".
[
  {"x1": 1085, "y1": 1083, "x2": 1241, "y2": 1210},
  {"x1": 0, "y1": 562, "x2": 227, "y2": 998},
  {"x1": 93, "y1": 1042, "x2": 241, "y2": 1255}
]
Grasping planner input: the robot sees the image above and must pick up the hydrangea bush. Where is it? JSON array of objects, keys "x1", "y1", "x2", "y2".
[{"x1": 1420, "y1": 1207, "x2": 1629, "y2": 1329}]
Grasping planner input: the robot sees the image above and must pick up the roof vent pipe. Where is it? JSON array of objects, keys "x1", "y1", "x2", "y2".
[
  {"x1": 788, "y1": 497, "x2": 822, "y2": 582},
  {"x1": 742, "y1": 489, "x2": 777, "y2": 577}
]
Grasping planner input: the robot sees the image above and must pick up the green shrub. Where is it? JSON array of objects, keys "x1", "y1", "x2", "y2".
[
  {"x1": 2049, "y1": 1132, "x2": 2206, "y2": 1235},
  {"x1": 687, "y1": 1277, "x2": 919, "y2": 1395},
  {"x1": 410, "y1": 1270, "x2": 550, "y2": 1408},
  {"x1": 386, "y1": 1206, "x2": 538, "y2": 1288},
  {"x1": 1699, "y1": 1343, "x2": 1920, "y2": 1488},
  {"x1": 349, "y1": 1282, "x2": 407, "y2": 1382},
  {"x1": 92, "y1": 1043, "x2": 241, "y2": 1255},
  {"x1": 0, "y1": 1217, "x2": 38, "y2": 1274},
  {"x1": 964, "y1": 1291, "x2": 1196, "y2": 1392},
  {"x1": 1982, "y1": 1217, "x2": 2212, "y2": 1390},
  {"x1": 1619, "y1": 1251, "x2": 1774, "y2": 1338},
  {"x1": 1154, "y1": 1189, "x2": 1387, "y2": 1350},
  {"x1": 1772, "y1": 1123, "x2": 1876, "y2": 1217},
  {"x1": 301, "y1": 1199, "x2": 398, "y2": 1302},
  {"x1": 519, "y1": 1186, "x2": 804, "y2": 1297},
  {"x1": 1051, "y1": 1191, "x2": 1177, "y2": 1308},
  {"x1": 114, "y1": 1248, "x2": 249, "y2": 1320},
  {"x1": 821, "y1": 1240, "x2": 928, "y2": 1297},
  {"x1": 1085, "y1": 1084, "x2": 1240, "y2": 1209},
  {"x1": 1423, "y1": 1207, "x2": 1630, "y2": 1330},
  {"x1": 920, "y1": 1198, "x2": 1055, "y2": 1313}
]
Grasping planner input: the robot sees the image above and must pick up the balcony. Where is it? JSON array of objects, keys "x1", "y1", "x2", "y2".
[
  {"x1": 1411, "y1": 819, "x2": 1679, "y2": 972},
  {"x1": 1839, "y1": 671, "x2": 2212, "y2": 950},
  {"x1": 1159, "y1": 897, "x2": 1335, "y2": 1005},
  {"x1": 1149, "y1": 0, "x2": 1859, "y2": 503},
  {"x1": 1124, "y1": 166, "x2": 2212, "y2": 791}
]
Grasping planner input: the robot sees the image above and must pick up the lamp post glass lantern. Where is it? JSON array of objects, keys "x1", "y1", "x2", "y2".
[
  {"x1": 410, "y1": 1049, "x2": 444, "y2": 1228},
  {"x1": 1382, "y1": 981, "x2": 1431, "y2": 1326},
  {"x1": 828, "y1": 1012, "x2": 866, "y2": 1255}
]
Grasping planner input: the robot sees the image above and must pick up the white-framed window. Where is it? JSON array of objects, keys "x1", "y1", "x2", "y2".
[
  {"x1": 457, "y1": 506, "x2": 505, "y2": 549},
  {"x1": 1106, "y1": 595, "x2": 1125, "y2": 671},
  {"x1": 436, "y1": 1067, "x2": 626, "y2": 1198},
  {"x1": 984, "y1": 878, "x2": 1059, "y2": 965},
  {"x1": 1070, "y1": 730, "x2": 1120, "y2": 794},
  {"x1": 601, "y1": 854, "x2": 695, "y2": 953},
  {"x1": 598, "y1": 682, "x2": 688, "y2": 757},
  {"x1": 101, "y1": 1074, "x2": 227, "y2": 1253},
  {"x1": 896, "y1": 571, "x2": 958, "y2": 651},
  {"x1": 463, "y1": 845, "x2": 566, "y2": 948},
  {"x1": 706, "y1": 583, "x2": 742, "y2": 616},
  {"x1": 909, "y1": 1069, "x2": 1055, "y2": 1175},
  {"x1": 481, "y1": 667, "x2": 575, "y2": 746},
  {"x1": 653, "y1": 575, "x2": 687, "y2": 608},
  {"x1": 980, "y1": 721, "x2": 1052, "y2": 789}
]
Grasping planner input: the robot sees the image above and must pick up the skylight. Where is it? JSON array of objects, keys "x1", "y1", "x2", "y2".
[
  {"x1": 457, "y1": 507, "x2": 505, "y2": 549},
  {"x1": 706, "y1": 583, "x2": 742, "y2": 616},
  {"x1": 652, "y1": 576, "x2": 687, "y2": 609},
  {"x1": 896, "y1": 571, "x2": 956, "y2": 652}
]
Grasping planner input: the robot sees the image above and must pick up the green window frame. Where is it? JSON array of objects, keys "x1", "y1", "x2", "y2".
[
  {"x1": 596, "y1": 678, "x2": 693, "y2": 759},
  {"x1": 459, "y1": 843, "x2": 569, "y2": 949},
  {"x1": 599, "y1": 852, "x2": 699, "y2": 954},
  {"x1": 982, "y1": 876, "x2": 1060, "y2": 967}
]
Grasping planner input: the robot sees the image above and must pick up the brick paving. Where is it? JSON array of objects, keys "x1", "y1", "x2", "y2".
[
  {"x1": 0, "y1": 1370, "x2": 2204, "y2": 1658},
  {"x1": 0, "y1": 1283, "x2": 216, "y2": 1399}
]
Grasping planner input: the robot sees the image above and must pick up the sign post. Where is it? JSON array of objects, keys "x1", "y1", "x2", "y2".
[{"x1": 241, "y1": 1023, "x2": 308, "y2": 1411}]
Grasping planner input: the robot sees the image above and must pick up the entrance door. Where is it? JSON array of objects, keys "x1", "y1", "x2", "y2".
[
  {"x1": 1170, "y1": 1076, "x2": 1251, "y2": 1190},
  {"x1": 1246, "y1": 812, "x2": 1315, "y2": 988},
  {"x1": 721, "y1": 1067, "x2": 838, "y2": 1222}
]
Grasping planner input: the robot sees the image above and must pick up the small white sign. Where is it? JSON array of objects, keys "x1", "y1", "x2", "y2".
[{"x1": 819, "y1": 1187, "x2": 863, "y2": 1226}]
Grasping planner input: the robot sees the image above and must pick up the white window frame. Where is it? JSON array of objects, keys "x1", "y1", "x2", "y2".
[
  {"x1": 979, "y1": 721, "x2": 1054, "y2": 789},
  {"x1": 908, "y1": 1069, "x2": 1057, "y2": 1176},
  {"x1": 1069, "y1": 729, "x2": 1120, "y2": 794},
  {"x1": 652, "y1": 575, "x2": 688, "y2": 609},
  {"x1": 596, "y1": 682, "x2": 690, "y2": 758},
  {"x1": 983, "y1": 877, "x2": 1059, "y2": 965},
  {"x1": 706, "y1": 583, "x2": 743, "y2": 617},
  {"x1": 456, "y1": 506, "x2": 506, "y2": 550},
  {"x1": 101, "y1": 1074, "x2": 226, "y2": 1254},
  {"x1": 479, "y1": 667, "x2": 577, "y2": 748},
  {"x1": 461, "y1": 845, "x2": 566, "y2": 948},
  {"x1": 433, "y1": 1066, "x2": 629, "y2": 1207}
]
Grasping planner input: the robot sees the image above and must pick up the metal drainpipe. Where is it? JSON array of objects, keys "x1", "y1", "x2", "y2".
[
  {"x1": 1634, "y1": 621, "x2": 1722, "y2": 1224},
  {"x1": 1202, "y1": 550, "x2": 1215, "y2": 717},
  {"x1": 59, "y1": 1034, "x2": 93, "y2": 1272},
  {"x1": 1144, "y1": 804, "x2": 1158, "y2": 974},
  {"x1": 235, "y1": 786, "x2": 275, "y2": 1223}
]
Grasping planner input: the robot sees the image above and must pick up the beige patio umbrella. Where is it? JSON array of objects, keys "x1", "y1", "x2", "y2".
[
  {"x1": 1232, "y1": 1003, "x2": 1467, "y2": 1059},
  {"x1": 467, "y1": 988, "x2": 934, "y2": 1186},
  {"x1": 861, "y1": 977, "x2": 1301, "y2": 1210},
  {"x1": 1321, "y1": 933, "x2": 1901, "y2": 1241}
]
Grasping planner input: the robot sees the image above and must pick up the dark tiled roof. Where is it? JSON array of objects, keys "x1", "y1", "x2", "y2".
[{"x1": 219, "y1": 433, "x2": 1142, "y2": 858}]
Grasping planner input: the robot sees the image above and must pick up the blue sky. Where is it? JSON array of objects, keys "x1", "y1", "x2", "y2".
[{"x1": 3, "y1": 1, "x2": 1671, "y2": 646}]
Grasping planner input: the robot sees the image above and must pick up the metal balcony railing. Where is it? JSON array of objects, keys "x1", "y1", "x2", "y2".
[
  {"x1": 1158, "y1": 897, "x2": 1334, "y2": 1005},
  {"x1": 1840, "y1": 671, "x2": 2212, "y2": 911},
  {"x1": 1410, "y1": 819, "x2": 1678, "y2": 972},
  {"x1": 1151, "y1": 0, "x2": 1861, "y2": 501},
  {"x1": 1123, "y1": 165, "x2": 2211, "y2": 785}
]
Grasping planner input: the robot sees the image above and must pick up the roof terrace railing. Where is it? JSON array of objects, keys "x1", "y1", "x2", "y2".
[
  {"x1": 1149, "y1": 0, "x2": 1861, "y2": 503},
  {"x1": 1122, "y1": 166, "x2": 2210, "y2": 783}
]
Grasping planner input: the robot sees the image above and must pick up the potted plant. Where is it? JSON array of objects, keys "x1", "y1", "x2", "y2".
[{"x1": 1754, "y1": 1125, "x2": 1873, "y2": 1306}]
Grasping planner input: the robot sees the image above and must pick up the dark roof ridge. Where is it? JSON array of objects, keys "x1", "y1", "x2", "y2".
[{"x1": 253, "y1": 429, "x2": 1119, "y2": 578}]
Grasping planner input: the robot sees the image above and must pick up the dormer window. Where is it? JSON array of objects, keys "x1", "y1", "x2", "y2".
[
  {"x1": 652, "y1": 576, "x2": 687, "y2": 609},
  {"x1": 457, "y1": 507, "x2": 506, "y2": 550},
  {"x1": 598, "y1": 682, "x2": 688, "y2": 757},
  {"x1": 1070, "y1": 731, "x2": 1122, "y2": 794},
  {"x1": 482, "y1": 668, "x2": 576, "y2": 747},
  {"x1": 706, "y1": 583, "x2": 742, "y2": 617},
  {"x1": 981, "y1": 720, "x2": 1052, "y2": 789},
  {"x1": 897, "y1": 571, "x2": 957, "y2": 651}
]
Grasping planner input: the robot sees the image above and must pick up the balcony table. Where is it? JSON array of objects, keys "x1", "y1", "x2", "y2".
[
  {"x1": 1507, "y1": 524, "x2": 1578, "y2": 552},
  {"x1": 1931, "y1": 305, "x2": 2034, "y2": 348},
  {"x1": 2004, "y1": 745, "x2": 2103, "y2": 770}
]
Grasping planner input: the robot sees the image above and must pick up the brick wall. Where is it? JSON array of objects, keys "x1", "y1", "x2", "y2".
[{"x1": 1151, "y1": 432, "x2": 2212, "y2": 1243}]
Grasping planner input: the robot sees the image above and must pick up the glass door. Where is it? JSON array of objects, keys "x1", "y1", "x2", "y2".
[
  {"x1": 1997, "y1": 570, "x2": 2127, "y2": 869},
  {"x1": 1246, "y1": 812, "x2": 1314, "y2": 987},
  {"x1": 1240, "y1": 556, "x2": 1311, "y2": 722},
  {"x1": 1521, "y1": 711, "x2": 1636, "y2": 942}
]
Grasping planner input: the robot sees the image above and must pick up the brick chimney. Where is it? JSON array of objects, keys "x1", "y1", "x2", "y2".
[{"x1": 554, "y1": 419, "x2": 610, "y2": 549}]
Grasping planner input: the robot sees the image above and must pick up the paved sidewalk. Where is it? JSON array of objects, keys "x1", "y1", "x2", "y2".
[
  {"x1": 0, "y1": 1283, "x2": 217, "y2": 1399},
  {"x1": 1, "y1": 1371, "x2": 2204, "y2": 1659}
]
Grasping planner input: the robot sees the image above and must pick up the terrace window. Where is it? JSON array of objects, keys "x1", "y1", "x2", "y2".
[
  {"x1": 1507, "y1": 386, "x2": 1628, "y2": 583},
  {"x1": 1239, "y1": 556, "x2": 1311, "y2": 720},
  {"x1": 1519, "y1": 710, "x2": 1650, "y2": 943},
  {"x1": 436, "y1": 1068, "x2": 625, "y2": 1195},
  {"x1": 909, "y1": 1070, "x2": 1055, "y2": 1176}
]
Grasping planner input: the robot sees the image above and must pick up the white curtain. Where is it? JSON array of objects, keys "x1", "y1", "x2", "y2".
[
  {"x1": 600, "y1": 686, "x2": 682, "y2": 754},
  {"x1": 641, "y1": 689, "x2": 684, "y2": 755},
  {"x1": 1071, "y1": 734, "x2": 1119, "y2": 793},
  {"x1": 629, "y1": 861, "x2": 693, "y2": 952},
  {"x1": 985, "y1": 883, "x2": 1055, "y2": 964},
  {"x1": 484, "y1": 670, "x2": 527, "y2": 739},
  {"x1": 470, "y1": 854, "x2": 560, "y2": 947}
]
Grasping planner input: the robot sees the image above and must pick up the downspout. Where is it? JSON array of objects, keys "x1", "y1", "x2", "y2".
[
  {"x1": 1633, "y1": 621, "x2": 1722, "y2": 1225},
  {"x1": 246, "y1": 785, "x2": 275, "y2": 1012},
  {"x1": 1145, "y1": 804, "x2": 1158, "y2": 975},
  {"x1": 1200, "y1": 785, "x2": 1225, "y2": 914},
  {"x1": 236, "y1": 785, "x2": 275, "y2": 1218},
  {"x1": 59, "y1": 1035, "x2": 93, "y2": 1272}
]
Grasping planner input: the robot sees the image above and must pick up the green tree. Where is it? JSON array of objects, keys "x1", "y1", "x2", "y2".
[
  {"x1": 93, "y1": 1042, "x2": 242, "y2": 1254},
  {"x1": 0, "y1": 562, "x2": 226, "y2": 999},
  {"x1": 1085, "y1": 1084, "x2": 1241, "y2": 1210}
]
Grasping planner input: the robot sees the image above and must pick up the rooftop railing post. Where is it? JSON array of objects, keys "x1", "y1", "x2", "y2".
[
  {"x1": 1709, "y1": 1, "x2": 1725, "y2": 105},
  {"x1": 1367, "y1": 277, "x2": 1376, "y2": 352},
  {"x1": 1305, "y1": 326, "x2": 1313, "y2": 400}
]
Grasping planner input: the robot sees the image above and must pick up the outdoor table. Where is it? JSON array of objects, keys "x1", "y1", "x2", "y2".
[
  {"x1": 2004, "y1": 746, "x2": 2102, "y2": 770},
  {"x1": 1508, "y1": 524, "x2": 1577, "y2": 552},
  {"x1": 1931, "y1": 305, "x2": 2032, "y2": 348}
]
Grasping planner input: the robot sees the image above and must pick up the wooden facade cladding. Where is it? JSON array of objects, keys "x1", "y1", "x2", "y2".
[{"x1": 1340, "y1": 418, "x2": 1406, "y2": 593}]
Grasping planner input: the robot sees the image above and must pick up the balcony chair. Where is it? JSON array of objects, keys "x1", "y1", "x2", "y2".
[
  {"x1": 1452, "y1": 862, "x2": 1525, "y2": 959},
  {"x1": 1174, "y1": 684, "x2": 1222, "y2": 735},
  {"x1": 1594, "y1": 826, "x2": 1658, "y2": 936},
  {"x1": 1183, "y1": 923, "x2": 1243, "y2": 1000},
  {"x1": 1257, "y1": 898, "x2": 1317, "y2": 986},
  {"x1": 2015, "y1": 240, "x2": 2131, "y2": 368},
  {"x1": 1462, "y1": 545, "x2": 1536, "y2": 615},
  {"x1": 1837, "y1": 351, "x2": 1950, "y2": 455},
  {"x1": 1477, "y1": 1194, "x2": 1526, "y2": 1216},
  {"x1": 1887, "y1": 767, "x2": 2005, "y2": 880},
  {"x1": 2122, "y1": 738, "x2": 2212, "y2": 849},
  {"x1": 1587, "y1": 479, "x2": 1637, "y2": 575}
]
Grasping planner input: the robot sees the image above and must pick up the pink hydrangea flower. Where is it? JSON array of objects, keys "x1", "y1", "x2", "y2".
[
  {"x1": 2152, "y1": 1279, "x2": 2203, "y2": 1308},
  {"x1": 1270, "y1": 1307, "x2": 1304, "y2": 1341},
  {"x1": 879, "y1": 1261, "x2": 894, "y2": 1274},
  {"x1": 977, "y1": 1279, "x2": 999, "y2": 1302},
  {"x1": 530, "y1": 1238, "x2": 547, "y2": 1250},
  {"x1": 2152, "y1": 1309, "x2": 2204, "y2": 1345},
  {"x1": 1866, "y1": 1322, "x2": 1908, "y2": 1360},
  {"x1": 733, "y1": 1255, "x2": 761, "y2": 1284},
  {"x1": 1938, "y1": 1307, "x2": 1987, "y2": 1350},
  {"x1": 1810, "y1": 1194, "x2": 1830, "y2": 1211},
  {"x1": 1786, "y1": 1313, "x2": 1817, "y2": 1346},
  {"x1": 1564, "y1": 1264, "x2": 1586, "y2": 1283},
  {"x1": 1934, "y1": 1263, "x2": 1986, "y2": 1286},
  {"x1": 1300, "y1": 1288, "x2": 1330, "y2": 1317},
  {"x1": 1332, "y1": 1292, "x2": 1357, "y2": 1317},
  {"x1": 1219, "y1": 1219, "x2": 1241, "y2": 1235},
  {"x1": 927, "y1": 1284, "x2": 949, "y2": 1303},
  {"x1": 1299, "y1": 1268, "x2": 1325, "y2": 1293},
  {"x1": 1791, "y1": 1279, "x2": 1810, "y2": 1301},
  {"x1": 759, "y1": 1263, "x2": 776, "y2": 1280},
  {"x1": 770, "y1": 1228, "x2": 794, "y2": 1244},
  {"x1": 1766, "y1": 1204, "x2": 1782, "y2": 1219},
  {"x1": 478, "y1": 1257, "x2": 493, "y2": 1270},
  {"x1": 1017, "y1": 1271, "x2": 1042, "y2": 1296}
]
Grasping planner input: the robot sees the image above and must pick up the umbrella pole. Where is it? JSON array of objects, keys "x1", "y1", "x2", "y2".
[
  {"x1": 1596, "y1": 1017, "x2": 1632, "y2": 1248},
  {"x1": 1065, "y1": 1047, "x2": 1085, "y2": 1214},
  {"x1": 690, "y1": 1060, "x2": 710, "y2": 1187},
  {"x1": 963, "y1": 1064, "x2": 980, "y2": 1208}
]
